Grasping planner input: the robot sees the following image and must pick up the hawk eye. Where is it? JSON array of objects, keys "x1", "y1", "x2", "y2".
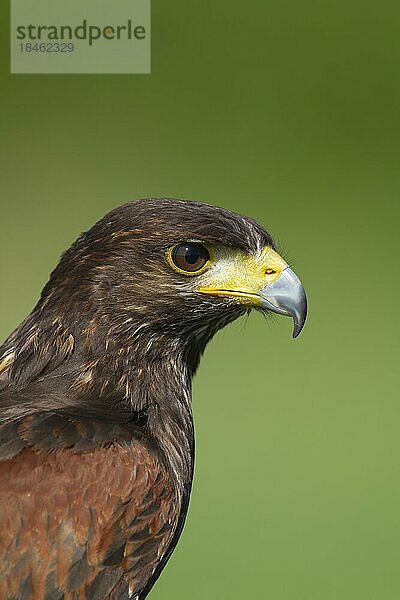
[{"x1": 170, "y1": 243, "x2": 210, "y2": 274}]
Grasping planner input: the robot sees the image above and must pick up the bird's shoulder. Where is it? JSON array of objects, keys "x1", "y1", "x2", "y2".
[{"x1": 0, "y1": 395, "x2": 181, "y2": 599}]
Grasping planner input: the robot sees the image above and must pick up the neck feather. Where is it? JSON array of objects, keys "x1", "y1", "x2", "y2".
[{"x1": 0, "y1": 307, "x2": 199, "y2": 494}]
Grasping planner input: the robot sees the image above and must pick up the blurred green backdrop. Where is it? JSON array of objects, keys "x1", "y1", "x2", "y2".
[{"x1": 1, "y1": 1, "x2": 399, "y2": 598}]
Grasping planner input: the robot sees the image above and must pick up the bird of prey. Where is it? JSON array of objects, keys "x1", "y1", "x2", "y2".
[{"x1": 0, "y1": 198, "x2": 307, "y2": 599}]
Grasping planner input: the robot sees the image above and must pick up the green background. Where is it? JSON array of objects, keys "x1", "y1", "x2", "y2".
[{"x1": 1, "y1": 2, "x2": 399, "y2": 598}]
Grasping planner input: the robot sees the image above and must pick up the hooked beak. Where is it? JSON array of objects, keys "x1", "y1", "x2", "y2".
[
  {"x1": 259, "y1": 267, "x2": 307, "y2": 338},
  {"x1": 198, "y1": 247, "x2": 307, "y2": 338}
]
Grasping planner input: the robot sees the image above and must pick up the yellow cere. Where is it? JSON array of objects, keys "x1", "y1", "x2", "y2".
[{"x1": 197, "y1": 246, "x2": 288, "y2": 305}]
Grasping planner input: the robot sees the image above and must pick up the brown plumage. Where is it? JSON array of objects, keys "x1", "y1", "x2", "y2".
[
  {"x1": 0, "y1": 198, "x2": 306, "y2": 599},
  {"x1": 0, "y1": 444, "x2": 177, "y2": 599}
]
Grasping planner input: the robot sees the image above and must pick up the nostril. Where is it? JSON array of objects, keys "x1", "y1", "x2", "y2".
[{"x1": 265, "y1": 268, "x2": 277, "y2": 275}]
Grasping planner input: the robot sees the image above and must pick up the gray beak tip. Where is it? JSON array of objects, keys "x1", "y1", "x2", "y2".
[
  {"x1": 291, "y1": 297, "x2": 307, "y2": 339},
  {"x1": 292, "y1": 320, "x2": 305, "y2": 339},
  {"x1": 260, "y1": 267, "x2": 307, "y2": 339}
]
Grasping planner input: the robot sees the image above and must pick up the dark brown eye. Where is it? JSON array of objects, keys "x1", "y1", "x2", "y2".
[{"x1": 170, "y1": 243, "x2": 210, "y2": 274}]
